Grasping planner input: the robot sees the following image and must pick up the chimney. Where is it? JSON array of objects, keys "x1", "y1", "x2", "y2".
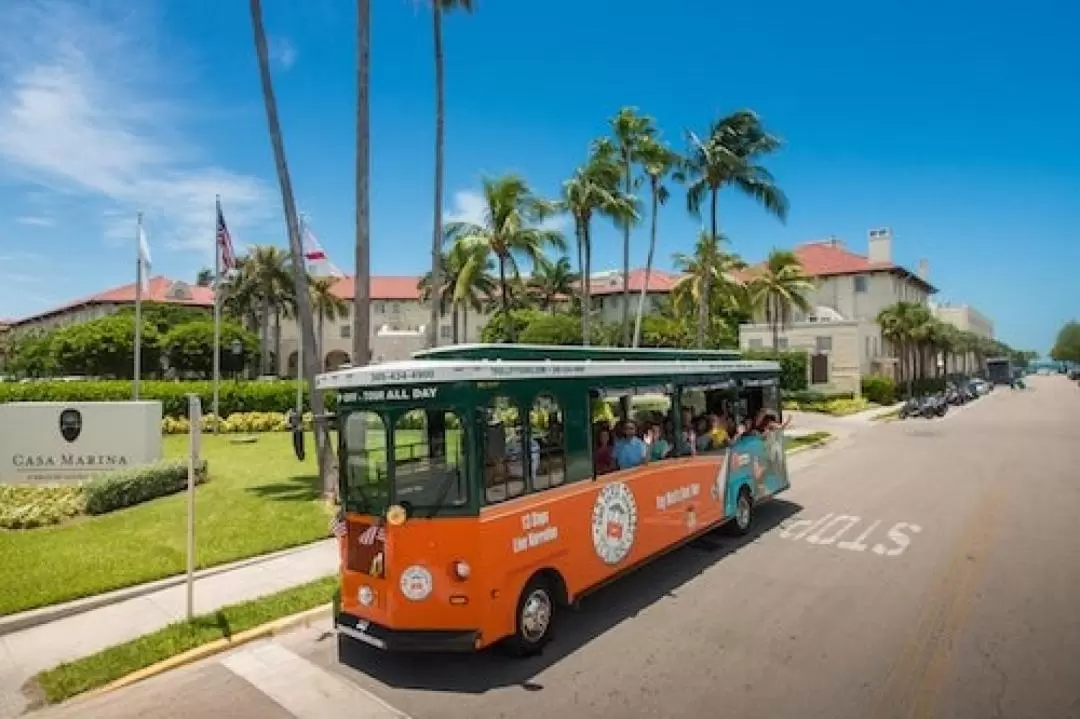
[
  {"x1": 867, "y1": 227, "x2": 892, "y2": 264},
  {"x1": 917, "y1": 259, "x2": 929, "y2": 281}
]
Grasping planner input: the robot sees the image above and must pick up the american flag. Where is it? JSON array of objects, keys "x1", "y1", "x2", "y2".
[
  {"x1": 216, "y1": 200, "x2": 236, "y2": 272},
  {"x1": 330, "y1": 508, "x2": 347, "y2": 538}
]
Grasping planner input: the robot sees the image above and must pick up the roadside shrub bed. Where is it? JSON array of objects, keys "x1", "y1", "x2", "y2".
[
  {"x1": 0, "y1": 485, "x2": 86, "y2": 530},
  {"x1": 786, "y1": 397, "x2": 873, "y2": 416},
  {"x1": 781, "y1": 386, "x2": 855, "y2": 403},
  {"x1": 84, "y1": 459, "x2": 209, "y2": 515},
  {"x1": 860, "y1": 375, "x2": 897, "y2": 405},
  {"x1": 0, "y1": 380, "x2": 334, "y2": 418}
]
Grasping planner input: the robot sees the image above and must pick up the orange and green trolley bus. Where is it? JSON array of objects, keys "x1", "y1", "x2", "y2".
[{"x1": 319, "y1": 344, "x2": 790, "y2": 656}]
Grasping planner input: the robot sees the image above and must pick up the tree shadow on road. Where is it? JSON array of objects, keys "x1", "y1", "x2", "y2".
[{"x1": 336, "y1": 498, "x2": 802, "y2": 694}]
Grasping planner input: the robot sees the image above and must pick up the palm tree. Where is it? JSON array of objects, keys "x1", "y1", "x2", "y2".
[
  {"x1": 632, "y1": 136, "x2": 678, "y2": 347},
  {"x1": 443, "y1": 240, "x2": 496, "y2": 342},
  {"x1": 428, "y1": 0, "x2": 475, "y2": 350},
  {"x1": 244, "y1": 245, "x2": 292, "y2": 375},
  {"x1": 607, "y1": 107, "x2": 656, "y2": 345},
  {"x1": 354, "y1": 0, "x2": 372, "y2": 369},
  {"x1": 528, "y1": 256, "x2": 577, "y2": 312},
  {"x1": 748, "y1": 250, "x2": 814, "y2": 351},
  {"x1": 309, "y1": 276, "x2": 348, "y2": 369},
  {"x1": 677, "y1": 110, "x2": 788, "y2": 245},
  {"x1": 557, "y1": 144, "x2": 636, "y2": 344},
  {"x1": 444, "y1": 175, "x2": 566, "y2": 334},
  {"x1": 878, "y1": 301, "x2": 930, "y2": 393},
  {"x1": 673, "y1": 232, "x2": 748, "y2": 347},
  {"x1": 249, "y1": 0, "x2": 332, "y2": 496},
  {"x1": 219, "y1": 256, "x2": 261, "y2": 336},
  {"x1": 195, "y1": 268, "x2": 214, "y2": 287}
]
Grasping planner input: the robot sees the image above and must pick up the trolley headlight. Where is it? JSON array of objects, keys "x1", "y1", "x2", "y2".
[
  {"x1": 452, "y1": 560, "x2": 471, "y2": 580},
  {"x1": 357, "y1": 585, "x2": 375, "y2": 606}
]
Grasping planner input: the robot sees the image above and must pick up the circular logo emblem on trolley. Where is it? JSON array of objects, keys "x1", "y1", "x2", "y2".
[
  {"x1": 399, "y1": 565, "x2": 433, "y2": 601},
  {"x1": 591, "y1": 482, "x2": 638, "y2": 565}
]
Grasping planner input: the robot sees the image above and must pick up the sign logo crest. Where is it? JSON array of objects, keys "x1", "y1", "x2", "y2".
[
  {"x1": 59, "y1": 408, "x2": 82, "y2": 443},
  {"x1": 591, "y1": 482, "x2": 638, "y2": 565}
]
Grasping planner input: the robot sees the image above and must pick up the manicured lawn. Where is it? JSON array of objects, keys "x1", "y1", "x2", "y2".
[
  {"x1": 0, "y1": 434, "x2": 333, "y2": 617},
  {"x1": 32, "y1": 575, "x2": 337, "y2": 704}
]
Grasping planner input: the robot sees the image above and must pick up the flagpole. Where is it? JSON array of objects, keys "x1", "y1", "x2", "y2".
[
  {"x1": 133, "y1": 212, "x2": 143, "y2": 401},
  {"x1": 296, "y1": 213, "x2": 305, "y2": 417},
  {"x1": 212, "y1": 195, "x2": 223, "y2": 432}
]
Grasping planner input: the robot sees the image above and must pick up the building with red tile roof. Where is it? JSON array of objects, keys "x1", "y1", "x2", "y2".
[{"x1": 738, "y1": 228, "x2": 964, "y2": 397}]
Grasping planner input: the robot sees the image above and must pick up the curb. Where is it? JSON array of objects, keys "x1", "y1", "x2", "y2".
[
  {"x1": 82, "y1": 603, "x2": 333, "y2": 700},
  {"x1": 0, "y1": 539, "x2": 334, "y2": 637}
]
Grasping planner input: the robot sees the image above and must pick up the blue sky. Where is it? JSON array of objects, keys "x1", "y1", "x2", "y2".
[{"x1": 0, "y1": 0, "x2": 1077, "y2": 352}]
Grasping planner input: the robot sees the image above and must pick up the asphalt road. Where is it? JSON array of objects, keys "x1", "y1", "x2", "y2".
[{"x1": 34, "y1": 375, "x2": 1080, "y2": 719}]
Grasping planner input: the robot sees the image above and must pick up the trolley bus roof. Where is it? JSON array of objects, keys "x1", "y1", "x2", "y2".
[
  {"x1": 316, "y1": 356, "x2": 780, "y2": 391},
  {"x1": 411, "y1": 343, "x2": 742, "y2": 363}
]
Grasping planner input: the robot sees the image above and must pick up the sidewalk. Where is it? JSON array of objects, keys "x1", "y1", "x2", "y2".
[{"x1": 0, "y1": 538, "x2": 338, "y2": 719}]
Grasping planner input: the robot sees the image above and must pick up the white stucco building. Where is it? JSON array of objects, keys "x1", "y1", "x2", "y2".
[{"x1": 738, "y1": 228, "x2": 937, "y2": 395}]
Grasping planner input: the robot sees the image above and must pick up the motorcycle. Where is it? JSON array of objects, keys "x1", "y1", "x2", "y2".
[
  {"x1": 919, "y1": 393, "x2": 948, "y2": 418},
  {"x1": 899, "y1": 396, "x2": 922, "y2": 419}
]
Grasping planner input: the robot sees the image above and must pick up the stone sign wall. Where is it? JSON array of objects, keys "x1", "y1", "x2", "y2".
[{"x1": 0, "y1": 401, "x2": 163, "y2": 485}]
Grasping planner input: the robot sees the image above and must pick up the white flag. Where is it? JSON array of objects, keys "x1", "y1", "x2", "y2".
[{"x1": 138, "y1": 224, "x2": 152, "y2": 294}]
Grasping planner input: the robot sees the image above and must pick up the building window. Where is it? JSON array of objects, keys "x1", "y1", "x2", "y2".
[
  {"x1": 373, "y1": 302, "x2": 385, "y2": 314},
  {"x1": 854, "y1": 275, "x2": 868, "y2": 293},
  {"x1": 811, "y1": 353, "x2": 829, "y2": 385},
  {"x1": 748, "y1": 338, "x2": 763, "y2": 349},
  {"x1": 391, "y1": 303, "x2": 402, "y2": 314},
  {"x1": 777, "y1": 337, "x2": 789, "y2": 350},
  {"x1": 816, "y1": 336, "x2": 832, "y2": 352},
  {"x1": 340, "y1": 324, "x2": 351, "y2": 339},
  {"x1": 439, "y1": 325, "x2": 451, "y2": 339}
]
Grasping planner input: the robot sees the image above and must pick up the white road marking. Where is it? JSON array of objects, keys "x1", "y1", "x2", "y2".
[
  {"x1": 220, "y1": 640, "x2": 409, "y2": 718},
  {"x1": 778, "y1": 514, "x2": 922, "y2": 557}
]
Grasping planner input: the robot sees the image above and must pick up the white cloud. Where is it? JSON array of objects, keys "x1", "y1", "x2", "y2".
[
  {"x1": 270, "y1": 37, "x2": 298, "y2": 71},
  {"x1": 0, "y1": 0, "x2": 275, "y2": 260},
  {"x1": 444, "y1": 189, "x2": 567, "y2": 232},
  {"x1": 15, "y1": 216, "x2": 53, "y2": 226}
]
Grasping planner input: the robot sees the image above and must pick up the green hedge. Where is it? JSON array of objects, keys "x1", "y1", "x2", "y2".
[
  {"x1": 83, "y1": 459, "x2": 209, "y2": 515},
  {"x1": 0, "y1": 380, "x2": 334, "y2": 418},
  {"x1": 860, "y1": 375, "x2": 897, "y2": 404}
]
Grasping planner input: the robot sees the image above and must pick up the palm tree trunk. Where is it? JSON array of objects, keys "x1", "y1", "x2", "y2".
[
  {"x1": 576, "y1": 220, "x2": 586, "y2": 342},
  {"x1": 452, "y1": 302, "x2": 460, "y2": 344},
  {"x1": 710, "y1": 187, "x2": 718, "y2": 240},
  {"x1": 260, "y1": 293, "x2": 271, "y2": 374},
  {"x1": 274, "y1": 309, "x2": 282, "y2": 376},
  {"x1": 497, "y1": 255, "x2": 510, "y2": 339},
  {"x1": 620, "y1": 152, "x2": 632, "y2": 347},
  {"x1": 632, "y1": 181, "x2": 658, "y2": 348},
  {"x1": 771, "y1": 299, "x2": 780, "y2": 350},
  {"x1": 249, "y1": 0, "x2": 332, "y2": 497},
  {"x1": 583, "y1": 222, "x2": 593, "y2": 346},
  {"x1": 427, "y1": 3, "x2": 445, "y2": 351},
  {"x1": 317, "y1": 310, "x2": 325, "y2": 372},
  {"x1": 462, "y1": 304, "x2": 469, "y2": 342},
  {"x1": 353, "y1": 0, "x2": 372, "y2": 370}
]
